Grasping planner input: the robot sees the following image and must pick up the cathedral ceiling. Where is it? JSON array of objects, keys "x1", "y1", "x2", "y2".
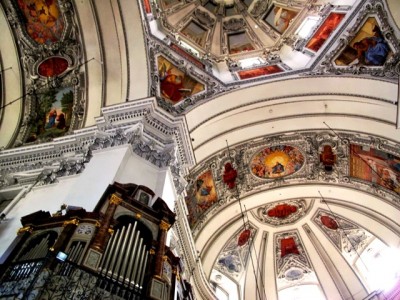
[{"x1": 0, "y1": 0, "x2": 400, "y2": 299}]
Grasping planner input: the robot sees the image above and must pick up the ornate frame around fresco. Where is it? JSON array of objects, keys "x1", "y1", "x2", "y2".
[
  {"x1": 309, "y1": 0, "x2": 400, "y2": 78},
  {"x1": 186, "y1": 130, "x2": 400, "y2": 238},
  {"x1": 3, "y1": 0, "x2": 84, "y2": 147}
]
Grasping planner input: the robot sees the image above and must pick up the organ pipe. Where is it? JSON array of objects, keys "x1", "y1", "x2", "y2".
[
  {"x1": 114, "y1": 223, "x2": 132, "y2": 281},
  {"x1": 120, "y1": 222, "x2": 138, "y2": 282},
  {"x1": 138, "y1": 251, "x2": 149, "y2": 289},
  {"x1": 130, "y1": 238, "x2": 143, "y2": 286},
  {"x1": 109, "y1": 226, "x2": 126, "y2": 276},
  {"x1": 101, "y1": 228, "x2": 120, "y2": 276},
  {"x1": 134, "y1": 244, "x2": 147, "y2": 288},
  {"x1": 124, "y1": 228, "x2": 140, "y2": 284}
]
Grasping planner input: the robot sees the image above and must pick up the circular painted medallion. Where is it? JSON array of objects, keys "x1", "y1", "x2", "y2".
[
  {"x1": 38, "y1": 57, "x2": 69, "y2": 77},
  {"x1": 250, "y1": 145, "x2": 304, "y2": 178}
]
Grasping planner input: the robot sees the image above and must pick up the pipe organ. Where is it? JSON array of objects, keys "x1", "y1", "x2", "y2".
[{"x1": 0, "y1": 182, "x2": 194, "y2": 300}]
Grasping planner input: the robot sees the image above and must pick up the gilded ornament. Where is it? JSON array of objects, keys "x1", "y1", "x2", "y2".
[
  {"x1": 110, "y1": 194, "x2": 122, "y2": 205},
  {"x1": 17, "y1": 226, "x2": 33, "y2": 235},
  {"x1": 159, "y1": 220, "x2": 170, "y2": 231},
  {"x1": 63, "y1": 219, "x2": 79, "y2": 227}
]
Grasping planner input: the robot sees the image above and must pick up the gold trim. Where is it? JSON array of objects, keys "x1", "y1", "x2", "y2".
[
  {"x1": 110, "y1": 194, "x2": 122, "y2": 205},
  {"x1": 149, "y1": 249, "x2": 156, "y2": 255},
  {"x1": 17, "y1": 226, "x2": 33, "y2": 235},
  {"x1": 63, "y1": 219, "x2": 79, "y2": 227},
  {"x1": 159, "y1": 220, "x2": 170, "y2": 231},
  {"x1": 108, "y1": 228, "x2": 114, "y2": 235},
  {"x1": 95, "y1": 221, "x2": 101, "y2": 227},
  {"x1": 163, "y1": 255, "x2": 168, "y2": 261},
  {"x1": 135, "y1": 213, "x2": 142, "y2": 219}
]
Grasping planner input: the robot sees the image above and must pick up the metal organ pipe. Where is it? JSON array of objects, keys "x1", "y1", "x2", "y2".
[
  {"x1": 99, "y1": 230, "x2": 114, "y2": 270},
  {"x1": 134, "y1": 244, "x2": 147, "y2": 288},
  {"x1": 102, "y1": 228, "x2": 120, "y2": 276},
  {"x1": 130, "y1": 238, "x2": 143, "y2": 287},
  {"x1": 124, "y1": 227, "x2": 140, "y2": 284},
  {"x1": 119, "y1": 222, "x2": 137, "y2": 282},
  {"x1": 113, "y1": 223, "x2": 132, "y2": 281},
  {"x1": 109, "y1": 226, "x2": 126, "y2": 276},
  {"x1": 138, "y1": 251, "x2": 149, "y2": 289}
]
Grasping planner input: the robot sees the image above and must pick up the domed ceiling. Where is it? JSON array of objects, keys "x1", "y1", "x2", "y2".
[{"x1": 0, "y1": 0, "x2": 400, "y2": 299}]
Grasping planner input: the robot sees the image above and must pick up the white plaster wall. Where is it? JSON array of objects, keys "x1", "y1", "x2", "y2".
[
  {"x1": 0, "y1": 177, "x2": 77, "y2": 259},
  {"x1": 113, "y1": 150, "x2": 177, "y2": 210},
  {"x1": 64, "y1": 145, "x2": 131, "y2": 211}
]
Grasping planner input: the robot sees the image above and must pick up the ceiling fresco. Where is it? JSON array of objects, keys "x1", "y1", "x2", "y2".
[
  {"x1": 250, "y1": 145, "x2": 305, "y2": 179},
  {"x1": 251, "y1": 198, "x2": 314, "y2": 226},
  {"x1": 212, "y1": 223, "x2": 257, "y2": 280},
  {"x1": 187, "y1": 131, "x2": 400, "y2": 237},
  {"x1": 139, "y1": 0, "x2": 400, "y2": 114},
  {"x1": 2, "y1": 0, "x2": 84, "y2": 147},
  {"x1": 17, "y1": 0, "x2": 64, "y2": 45}
]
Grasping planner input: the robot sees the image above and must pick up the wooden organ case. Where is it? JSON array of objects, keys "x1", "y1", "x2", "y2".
[{"x1": 0, "y1": 182, "x2": 193, "y2": 300}]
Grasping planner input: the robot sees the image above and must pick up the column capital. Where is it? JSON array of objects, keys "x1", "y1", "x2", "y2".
[
  {"x1": 110, "y1": 193, "x2": 122, "y2": 205},
  {"x1": 159, "y1": 220, "x2": 171, "y2": 231}
]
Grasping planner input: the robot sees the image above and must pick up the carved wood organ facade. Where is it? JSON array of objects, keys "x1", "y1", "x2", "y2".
[{"x1": 0, "y1": 182, "x2": 193, "y2": 300}]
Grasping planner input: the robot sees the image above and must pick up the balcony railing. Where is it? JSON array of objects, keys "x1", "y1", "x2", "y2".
[{"x1": 0, "y1": 257, "x2": 145, "y2": 300}]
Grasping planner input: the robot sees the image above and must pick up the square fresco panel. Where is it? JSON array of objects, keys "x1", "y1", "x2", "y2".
[
  {"x1": 158, "y1": 56, "x2": 205, "y2": 104},
  {"x1": 228, "y1": 32, "x2": 255, "y2": 54},
  {"x1": 27, "y1": 86, "x2": 73, "y2": 142},
  {"x1": 350, "y1": 144, "x2": 400, "y2": 194},
  {"x1": 17, "y1": 0, "x2": 64, "y2": 45},
  {"x1": 185, "y1": 170, "x2": 218, "y2": 227},
  {"x1": 335, "y1": 18, "x2": 391, "y2": 66},
  {"x1": 181, "y1": 21, "x2": 208, "y2": 47},
  {"x1": 238, "y1": 65, "x2": 283, "y2": 80},
  {"x1": 306, "y1": 13, "x2": 345, "y2": 52},
  {"x1": 264, "y1": 4, "x2": 299, "y2": 34}
]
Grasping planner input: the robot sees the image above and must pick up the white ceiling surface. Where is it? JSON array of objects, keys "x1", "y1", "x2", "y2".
[{"x1": 0, "y1": 5, "x2": 23, "y2": 148}]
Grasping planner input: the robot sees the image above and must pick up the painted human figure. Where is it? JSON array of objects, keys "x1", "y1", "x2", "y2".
[
  {"x1": 272, "y1": 161, "x2": 285, "y2": 174},
  {"x1": 46, "y1": 109, "x2": 57, "y2": 128},
  {"x1": 353, "y1": 26, "x2": 390, "y2": 66}
]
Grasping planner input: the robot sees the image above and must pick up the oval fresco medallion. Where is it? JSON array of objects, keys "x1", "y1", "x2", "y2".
[
  {"x1": 17, "y1": 0, "x2": 65, "y2": 45},
  {"x1": 38, "y1": 57, "x2": 69, "y2": 77},
  {"x1": 250, "y1": 145, "x2": 304, "y2": 179}
]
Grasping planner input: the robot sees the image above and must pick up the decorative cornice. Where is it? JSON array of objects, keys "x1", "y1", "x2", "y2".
[{"x1": 0, "y1": 98, "x2": 195, "y2": 187}]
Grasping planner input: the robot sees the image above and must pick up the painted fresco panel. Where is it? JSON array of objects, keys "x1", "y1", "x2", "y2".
[
  {"x1": 335, "y1": 18, "x2": 390, "y2": 66},
  {"x1": 350, "y1": 144, "x2": 400, "y2": 194},
  {"x1": 27, "y1": 86, "x2": 73, "y2": 142},
  {"x1": 185, "y1": 170, "x2": 217, "y2": 227},
  {"x1": 228, "y1": 32, "x2": 255, "y2": 54},
  {"x1": 17, "y1": 0, "x2": 64, "y2": 45},
  {"x1": 158, "y1": 56, "x2": 205, "y2": 104},
  {"x1": 181, "y1": 21, "x2": 208, "y2": 47},
  {"x1": 306, "y1": 13, "x2": 345, "y2": 52},
  {"x1": 238, "y1": 65, "x2": 283, "y2": 80},
  {"x1": 250, "y1": 145, "x2": 304, "y2": 179},
  {"x1": 264, "y1": 4, "x2": 299, "y2": 34}
]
